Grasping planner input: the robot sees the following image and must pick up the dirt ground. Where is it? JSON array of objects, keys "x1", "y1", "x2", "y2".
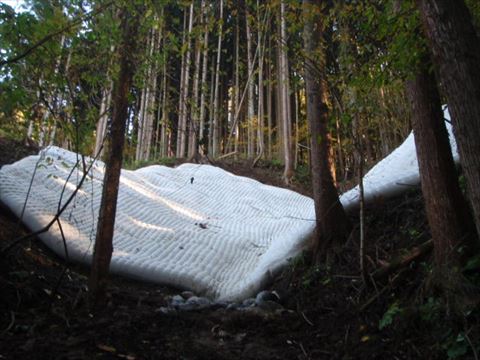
[{"x1": 0, "y1": 137, "x2": 478, "y2": 359}]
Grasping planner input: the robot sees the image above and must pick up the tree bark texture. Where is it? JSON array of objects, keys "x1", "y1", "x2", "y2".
[
  {"x1": 416, "y1": 0, "x2": 480, "y2": 239},
  {"x1": 303, "y1": 0, "x2": 351, "y2": 260},
  {"x1": 89, "y1": 4, "x2": 143, "y2": 309},
  {"x1": 245, "y1": 6, "x2": 255, "y2": 159},
  {"x1": 256, "y1": 0, "x2": 265, "y2": 161},
  {"x1": 279, "y1": 0, "x2": 294, "y2": 183},
  {"x1": 212, "y1": 0, "x2": 224, "y2": 157},
  {"x1": 406, "y1": 67, "x2": 475, "y2": 265}
]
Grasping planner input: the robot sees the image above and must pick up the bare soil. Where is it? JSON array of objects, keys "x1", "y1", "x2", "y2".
[{"x1": 0, "y1": 138, "x2": 478, "y2": 359}]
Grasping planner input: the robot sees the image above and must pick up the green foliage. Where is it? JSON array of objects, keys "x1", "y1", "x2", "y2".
[
  {"x1": 443, "y1": 332, "x2": 469, "y2": 359},
  {"x1": 268, "y1": 158, "x2": 284, "y2": 169},
  {"x1": 419, "y1": 297, "x2": 441, "y2": 323},
  {"x1": 301, "y1": 265, "x2": 325, "y2": 289},
  {"x1": 293, "y1": 164, "x2": 310, "y2": 186},
  {"x1": 464, "y1": 254, "x2": 480, "y2": 272},
  {"x1": 379, "y1": 301, "x2": 403, "y2": 330},
  {"x1": 458, "y1": 174, "x2": 467, "y2": 194}
]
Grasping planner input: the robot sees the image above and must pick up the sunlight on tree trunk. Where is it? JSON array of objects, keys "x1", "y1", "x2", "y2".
[{"x1": 89, "y1": 3, "x2": 143, "y2": 309}]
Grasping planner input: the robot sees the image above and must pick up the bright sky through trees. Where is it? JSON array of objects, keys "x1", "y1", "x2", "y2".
[{"x1": 1, "y1": 0, "x2": 25, "y2": 11}]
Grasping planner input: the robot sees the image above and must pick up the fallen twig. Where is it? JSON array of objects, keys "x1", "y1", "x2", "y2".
[
  {"x1": 217, "y1": 151, "x2": 238, "y2": 161},
  {"x1": 465, "y1": 327, "x2": 479, "y2": 360},
  {"x1": 371, "y1": 239, "x2": 433, "y2": 281},
  {"x1": 1, "y1": 311, "x2": 15, "y2": 335},
  {"x1": 300, "y1": 311, "x2": 314, "y2": 326},
  {"x1": 359, "y1": 285, "x2": 389, "y2": 312}
]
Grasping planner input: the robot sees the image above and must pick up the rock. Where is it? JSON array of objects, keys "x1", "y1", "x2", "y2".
[
  {"x1": 242, "y1": 298, "x2": 256, "y2": 308},
  {"x1": 177, "y1": 302, "x2": 197, "y2": 311},
  {"x1": 255, "y1": 290, "x2": 280, "y2": 305},
  {"x1": 181, "y1": 291, "x2": 195, "y2": 300},
  {"x1": 170, "y1": 295, "x2": 185, "y2": 307},
  {"x1": 155, "y1": 306, "x2": 176, "y2": 315},
  {"x1": 226, "y1": 302, "x2": 240, "y2": 310},
  {"x1": 182, "y1": 296, "x2": 211, "y2": 310}
]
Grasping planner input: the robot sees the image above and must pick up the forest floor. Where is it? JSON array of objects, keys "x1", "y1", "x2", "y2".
[{"x1": 0, "y1": 137, "x2": 479, "y2": 360}]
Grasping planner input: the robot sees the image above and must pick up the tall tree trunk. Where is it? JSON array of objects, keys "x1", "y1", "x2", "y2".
[
  {"x1": 279, "y1": 1, "x2": 293, "y2": 183},
  {"x1": 143, "y1": 26, "x2": 160, "y2": 161},
  {"x1": 95, "y1": 82, "x2": 112, "y2": 157},
  {"x1": 256, "y1": 0, "x2": 265, "y2": 162},
  {"x1": 267, "y1": 40, "x2": 273, "y2": 159},
  {"x1": 89, "y1": 3, "x2": 143, "y2": 309},
  {"x1": 176, "y1": 3, "x2": 194, "y2": 158},
  {"x1": 136, "y1": 26, "x2": 158, "y2": 162},
  {"x1": 406, "y1": 65, "x2": 475, "y2": 265},
  {"x1": 208, "y1": 56, "x2": 215, "y2": 154},
  {"x1": 335, "y1": 116, "x2": 345, "y2": 184},
  {"x1": 160, "y1": 59, "x2": 169, "y2": 158},
  {"x1": 234, "y1": 13, "x2": 240, "y2": 158},
  {"x1": 245, "y1": 6, "x2": 255, "y2": 159},
  {"x1": 136, "y1": 31, "x2": 153, "y2": 161},
  {"x1": 188, "y1": 1, "x2": 204, "y2": 158},
  {"x1": 303, "y1": 0, "x2": 351, "y2": 261},
  {"x1": 212, "y1": 0, "x2": 224, "y2": 157},
  {"x1": 39, "y1": 35, "x2": 66, "y2": 147},
  {"x1": 198, "y1": 8, "x2": 210, "y2": 155},
  {"x1": 49, "y1": 45, "x2": 72, "y2": 147},
  {"x1": 416, "y1": 0, "x2": 480, "y2": 239}
]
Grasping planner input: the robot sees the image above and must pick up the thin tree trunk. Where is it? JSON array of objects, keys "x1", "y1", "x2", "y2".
[
  {"x1": 199, "y1": 6, "x2": 210, "y2": 154},
  {"x1": 234, "y1": 13, "x2": 240, "y2": 158},
  {"x1": 255, "y1": 0, "x2": 265, "y2": 162},
  {"x1": 49, "y1": 45, "x2": 71, "y2": 147},
  {"x1": 136, "y1": 26, "x2": 158, "y2": 162},
  {"x1": 89, "y1": 4, "x2": 143, "y2": 309},
  {"x1": 335, "y1": 116, "x2": 345, "y2": 183},
  {"x1": 39, "y1": 35, "x2": 65, "y2": 147},
  {"x1": 160, "y1": 59, "x2": 169, "y2": 158},
  {"x1": 95, "y1": 44, "x2": 115, "y2": 158},
  {"x1": 352, "y1": 111, "x2": 367, "y2": 279},
  {"x1": 245, "y1": 6, "x2": 255, "y2": 159},
  {"x1": 294, "y1": 83, "x2": 300, "y2": 169},
  {"x1": 378, "y1": 87, "x2": 392, "y2": 157},
  {"x1": 267, "y1": 42, "x2": 273, "y2": 159},
  {"x1": 212, "y1": 0, "x2": 224, "y2": 157},
  {"x1": 135, "y1": 31, "x2": 151, "y2": 162},
  {"x1": 176, "y1": 10, "x2": 187, "y2": 157},
  {"x1": 177, "y1": 3, "x2": 194, "y2": 158},
  {"x1": 208, "y1": 55, "x2": 215, "y2": 154},
  {"x1": 279, "y1": 0, "x2": 293, "y2": 183},
  {"x1": 188, "y1": 0, "x2": 204, "y2": 158}
]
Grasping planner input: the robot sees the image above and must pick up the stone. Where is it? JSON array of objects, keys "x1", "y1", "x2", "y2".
[
  {"x1": 184, "y1": 296, "x2": 211, "y2": 310},
  {"x1": 242, "y1": 298, "x2": 256, "y2": 308},
  {"x1": 226, "y1": 302, "x2": 240, "y2": 310},
  {"x1": 255, "y1": 290, "x2": 280, "y2": 305},
  {"x1": 181, "y1": 291, "x2": 195, "y2": 299},
  {"x1": 170, "y1": 295, "x2": 185, "y2": 307},
  {"x1": 155, "y1": 307, "x2": 176, "y2": 315}
]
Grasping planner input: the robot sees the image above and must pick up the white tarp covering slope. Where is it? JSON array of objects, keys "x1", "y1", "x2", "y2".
[
  {"x1": 0, "y1": 147, "x2": 315, "y2": 300},
  {"x1": 0, "y1": 121, "x2": 458, "y2": 301},
  {"x1": 340, "y1": 121, "x2": 459, "y2": 210}
]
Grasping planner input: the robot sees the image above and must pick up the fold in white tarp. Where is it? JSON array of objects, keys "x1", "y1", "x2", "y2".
[{"x1": 0, "y1": 122, "x2": 458, "y2": 300}]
